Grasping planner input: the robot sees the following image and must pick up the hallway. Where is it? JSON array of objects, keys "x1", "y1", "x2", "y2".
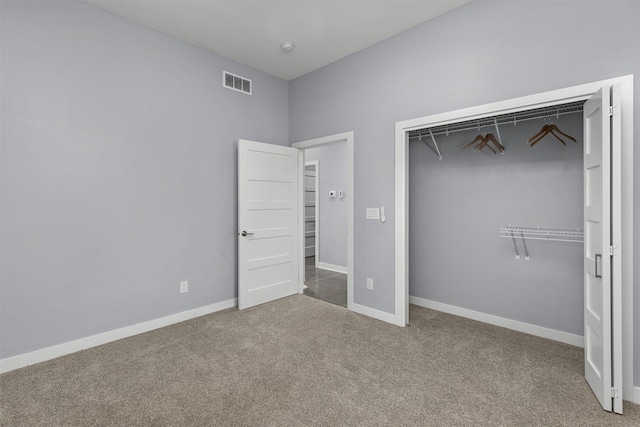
[{"x1": 303, "y1": 257, "x2": 347, "y2": 307}]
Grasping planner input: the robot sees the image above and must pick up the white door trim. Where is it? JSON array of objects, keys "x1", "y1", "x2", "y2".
[
  {"x1": 394, "y1": 75, "x2": 634, "y2": 401},
  {"x1": 293, "y1": 131, "x2": 354, "y2": 310}
]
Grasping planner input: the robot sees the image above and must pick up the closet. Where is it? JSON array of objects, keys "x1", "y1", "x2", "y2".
[
  {"x1": 408, "y1": 102, "x2": 585, "y2": 344},
  {"x1": 394, "y1": 77, "x2": 632, "y2": 415}
]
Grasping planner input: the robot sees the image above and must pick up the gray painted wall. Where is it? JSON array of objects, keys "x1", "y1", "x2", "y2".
[
  {"x1": 305, "y1": 143, "x2": 348, "y2": 268},
  {"x1": 0, "y1": 0, "x2": 289, "y2": 358},
  {"x1": 410, "y1": 113, "x2": 584, "y2": 335},
  {"x1": 289, "y1": 0, "x2": 640, "y2": 384}
]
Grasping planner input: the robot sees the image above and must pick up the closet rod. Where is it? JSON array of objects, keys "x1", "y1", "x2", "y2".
[{"x1": 409, "y1": 100, "x2": 584, "y2": 140}]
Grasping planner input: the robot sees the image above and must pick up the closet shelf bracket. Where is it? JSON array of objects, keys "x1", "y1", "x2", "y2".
[
  {"x1": 506, "y1": 229, "x2": 529, "y2": 261},
  {"x1": 520, "y1": 232, "x2": 530, "y2": 261},
  {"x1": 428, "y1": 129, "x2": 442, "y2": 161},
  {"x1": 493, "y1": 118, "x2": 504, "y2": 155},
  {"x1": 510, "y1": 230, "x2": 521, "y2": 260}
]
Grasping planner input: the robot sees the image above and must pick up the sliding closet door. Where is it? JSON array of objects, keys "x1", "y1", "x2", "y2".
[{"x1": 583, "y1": 85, "x2": 622, "y2": 413}]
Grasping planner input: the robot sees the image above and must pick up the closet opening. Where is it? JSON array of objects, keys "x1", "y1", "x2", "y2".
[
  {"x1": 394, "y1": 75, "x2": 634, "y2": 413},
  {"x1": 407, "y1": 99, "x2": 586, "y2": 339},
  {"x1": 408, "y1": 101, "x2": 585, "y2": 339}
]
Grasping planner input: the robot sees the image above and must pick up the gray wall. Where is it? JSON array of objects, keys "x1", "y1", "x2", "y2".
[
  {"x1": 305, "y1": 143, "x2": 348, "y2": 268},
  {"x1": 289, "y1": 0, "x2": 640, "y2": 384},
  {"x1": 410, "y1": 113, "x2": 584, "y2": 335},
  {"x1": 0, "y1": 0, "x2": 289, "y2": 359}
]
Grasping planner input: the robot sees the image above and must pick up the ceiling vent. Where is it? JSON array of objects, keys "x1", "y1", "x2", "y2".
[{"x1": 223, "y1": 71, "x2": 252, "y2": 95}]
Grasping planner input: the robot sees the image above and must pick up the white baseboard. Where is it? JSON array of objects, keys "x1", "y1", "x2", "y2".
[
  {"x1": 633, "y1": 387, "x2": 640, "y2": 405},
  {"x1": 317, "y1": 262, "x2": 348, "y2": 274},
  {"x1": 0, "y1": 298, "x2": 237, "y2": 374},
  {"x1": 351, "y1": 303, "x2": 396, "y2": 324},
  {"x1": 409, "y1": 296, "x2": 584, "y2": 348}
]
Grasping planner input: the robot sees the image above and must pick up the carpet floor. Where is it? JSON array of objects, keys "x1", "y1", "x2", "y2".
[{"x1": 1, "y1": 294, "x2": 639, "y2": 426}]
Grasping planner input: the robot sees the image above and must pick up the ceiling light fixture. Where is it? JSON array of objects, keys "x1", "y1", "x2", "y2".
[{"x1": 281, "y1": 42, "x2": 295, "y2": 53}]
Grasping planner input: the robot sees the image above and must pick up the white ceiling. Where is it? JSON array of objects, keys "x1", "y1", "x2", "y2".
[{"x1": 83, "y1": 0, "x2": 473, "y2": 81}]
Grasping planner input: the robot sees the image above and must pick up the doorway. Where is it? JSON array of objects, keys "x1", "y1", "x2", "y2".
[
  {"x1": 293, "y1": 132, "x2": 354, "y2": 310},
  {"x1": 301, "y1": 146, "x2": 348, "y2": 307},
  {"x1": 394, "y1": 76, "x2": 634, "y2": 410}
]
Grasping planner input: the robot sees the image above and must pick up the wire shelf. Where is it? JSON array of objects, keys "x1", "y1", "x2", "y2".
[
  {"x1": 409, "y1": 100, "x2": 585, "y2": 140},
  {"x1": 500, "y1": 226, "x2": 584, "y2": 243},
  {"x1": 500, "y1": 225, "x2": 583, "y2": 260}
]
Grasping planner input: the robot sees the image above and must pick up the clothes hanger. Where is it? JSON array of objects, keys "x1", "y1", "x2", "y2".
[
  {"x1": 529, "y1": 117, "x2": 576, "y2": 147},
  {"x1": 530, "y1": 126, "x2": 565, "y2": 146},
  {"x1": 528, "y1": 124, "x2": 550, "y2": 145},
  {"x1": 483, "y1": 133, "x2": 505, "y2": 153},
  {"x1": 462, "y1": 123, "x2": 488, "y2": 150},
  {"x1": 548, "y1": 124, "x2": 577, "y2": 143},
  {"x1": 476, "y1": 138, "x2": 497, "y2": 154},
  {"x1": 474, "y1": 130, "x2": 504, "y2": 154},
  {"x1": 462, "y1": 134, "x2": 484, "y2": 149},
  {"x1": 463, "y1": 127, "x2": 503, "y2": 155}
]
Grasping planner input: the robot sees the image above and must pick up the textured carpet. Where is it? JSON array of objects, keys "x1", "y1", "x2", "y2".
[{"x1": 1, "y1": 294, "x2": 639, "y2": 426}]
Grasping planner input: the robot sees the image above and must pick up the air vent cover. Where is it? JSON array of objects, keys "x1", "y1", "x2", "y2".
[{"x1": 223, "y1": 71, "x2": 252, "y2": 95}]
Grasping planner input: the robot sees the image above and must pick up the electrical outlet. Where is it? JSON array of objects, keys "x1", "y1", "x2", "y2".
[
  {"x1": 180, "y1": 280, "x2": 189, "y2": 294},
  {"x1": 366, "y1": 278, "x2": 373, "y2": 290}
]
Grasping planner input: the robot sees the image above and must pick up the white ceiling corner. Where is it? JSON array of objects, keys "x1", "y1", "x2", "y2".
[{"x1": 82, "y1": 0, "x2": 474, "y2": 81}]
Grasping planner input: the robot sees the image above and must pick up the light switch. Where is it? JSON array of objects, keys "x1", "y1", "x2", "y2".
[{"x1": 366, "y1": 208, "x2": 380, "y2": 220}]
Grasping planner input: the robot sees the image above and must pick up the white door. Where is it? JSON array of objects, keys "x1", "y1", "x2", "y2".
[
  {"x1": 583, "y1": 85, "x2": 622, "y2": 413},
  {"x1": 238, "y1": 140, "x2": 299, "y2": 310}
]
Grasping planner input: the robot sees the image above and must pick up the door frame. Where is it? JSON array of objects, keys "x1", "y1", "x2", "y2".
[
  {"x1": 304, "y1": 160, "x2": 320, "y2": 265},
  {"x1": 394, "y1": 76, "x2": 634, "y2": 400},
  {"x1": 293, "y1": 131, "x2": 354, "y2": 310}
]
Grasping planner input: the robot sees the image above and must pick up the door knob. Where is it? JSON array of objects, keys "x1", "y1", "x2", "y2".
[{"x1": 241, "y1": 231, "x2": 254, "y2": 237}]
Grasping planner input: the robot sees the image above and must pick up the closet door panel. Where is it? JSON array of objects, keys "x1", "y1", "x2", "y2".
[
  {"x1": 583, "y1": 86, "x2": 613, "y2": 412},
  {"x1": 609, "y1": 83, "x2": 623, "y2": 414}
]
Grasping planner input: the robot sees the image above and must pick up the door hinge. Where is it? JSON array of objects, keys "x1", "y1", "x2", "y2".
[
  {"x1": 609, "y1": 245, "x2": 619, "y2": 256},
  {"x1": 611, "y1": 387, "x2": 620, "y2": 399},
  {"x1": 609, "y1": 106, "x2": 614, "y2": 116}
]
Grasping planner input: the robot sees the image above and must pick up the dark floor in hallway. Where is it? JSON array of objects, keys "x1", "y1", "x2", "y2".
[{"x1": 303, "y1": 256, "x2": 347, "y2": 307}]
